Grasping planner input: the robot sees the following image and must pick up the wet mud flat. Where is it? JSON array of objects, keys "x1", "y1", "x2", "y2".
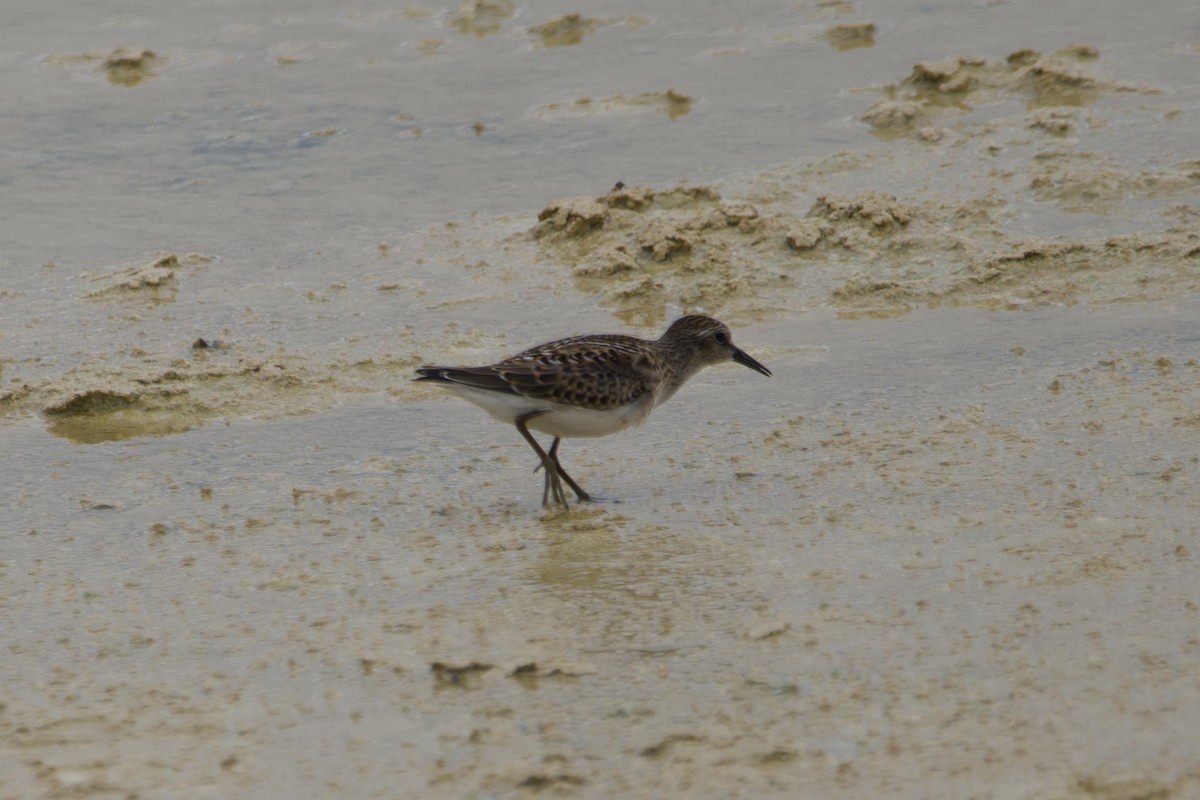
[{"x1": 4, "y1": 300, "x2": 1199, "y2": 798}]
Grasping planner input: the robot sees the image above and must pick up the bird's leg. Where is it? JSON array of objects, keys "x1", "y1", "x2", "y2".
[
  {"x1": 532, "y1": 460, "x2": 555, "y2": 507},
  {"x1": 547, "y1": 437, "x2": 591, "y2": 503},
  {"x1": 530, "y1": 439, "x2": 555, "y2": 504},
  {"x1": 515, "y1": 412, "x2": 568, "y2": 509},
  {"x1": 539, "y1": 445, "x2": 556, "y2": 508}
]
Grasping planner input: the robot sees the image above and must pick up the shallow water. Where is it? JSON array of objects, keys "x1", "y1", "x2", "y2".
[{"x1": 3, "y1": 0, "x2": 1200, "y2": 797}]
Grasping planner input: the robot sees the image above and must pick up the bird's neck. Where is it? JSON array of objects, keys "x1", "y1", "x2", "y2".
[{"x1": 651, "y1": 339, "x2": 703, "y2": 406}]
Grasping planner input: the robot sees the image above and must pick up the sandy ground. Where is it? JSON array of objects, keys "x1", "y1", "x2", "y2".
[{"x1": 2, "y1": 1, "x2": 1200, "y2": 798}]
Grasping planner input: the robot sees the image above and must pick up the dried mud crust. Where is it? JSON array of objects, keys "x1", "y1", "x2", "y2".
[{"x1": 529, "y1": 182, "x2": 1200, "y2": 321}]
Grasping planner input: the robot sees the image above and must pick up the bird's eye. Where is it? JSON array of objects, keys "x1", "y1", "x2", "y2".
[{"x1": 713, "y1": 331, "x2": 729, "y2": 345}]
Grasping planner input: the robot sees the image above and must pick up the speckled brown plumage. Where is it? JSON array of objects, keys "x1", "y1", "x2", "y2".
[
  {"x1": 438, "y1": 335, "x2": 658, "y2": 410},
  {"x1": 415, "y1": 315, "x2": 771, "y2": 509}
]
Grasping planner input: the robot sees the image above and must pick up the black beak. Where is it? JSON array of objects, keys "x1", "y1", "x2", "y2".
[{"x1": 732, "y1": 347, "x2": 771, "y2": 377}]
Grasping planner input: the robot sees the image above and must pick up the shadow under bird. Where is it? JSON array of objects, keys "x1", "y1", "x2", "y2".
[{"x1": 414, "y1": 315, "x2": 772, "y2": 508}]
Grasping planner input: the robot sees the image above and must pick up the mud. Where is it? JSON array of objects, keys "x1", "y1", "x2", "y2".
[
  {"x1": 862, "y1": 45, "x2": 1159, "y2": 140},
  {"x1": 823, "y1": 22, "x2": 876, "y2": 52},
  {"x1": 528, "y1": 13, "x2": 601, "y2": 49},
  {"x1": 537, "y1": 89, "x2": 695, "y2": 121},
  {"x1": 43, "y1": 47, "x2": 163, "y2": 87},
  {"x1": 529, "y1": 175, "x2": 1198, "y2": 323},
  {"x1": 450, "y1": 0, "x2": 515, "y2": 38}
]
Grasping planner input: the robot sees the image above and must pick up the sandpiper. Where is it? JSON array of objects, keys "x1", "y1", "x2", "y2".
[{"x1": 415, "y1": 315, "x2": 771, "y2": 508}]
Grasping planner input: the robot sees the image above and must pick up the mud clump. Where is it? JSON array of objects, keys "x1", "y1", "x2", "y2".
[
  {"x1": 861, "y1": 45, "x2": 1152, "y2": 138},
  {"x1": 103, "y1": 47, "x2": 160, "y2": 86},
  {"x1": 910, "y1": 56, "x2": 986, "y2": 93},
  {"x1": 786, "y1": 193, "x2": 913, "y2": 253},
  {"x1": 531, "y1": 185, "x2": 918, "y2": 321},
  {"x1": 604, "y1": 184, "x2": 656, "y2": 211},
  {"x1": 430, "y1": 661, "x2": 493, "y2": 687},
  {"x1": 534, "y1": 197, "x2": 610, "y2": 238},
  {"x1": 533, "y1": 183, "x2": 776, "y2": 321},
  {"x1": 530, "y1": 171, "x2": 1200, "y2": 321},
  {"x1": 809, "y1": 193, "x2": 912, "y2": 230},
  {"x1": 860, "y1": 100, "x2": 930, "y2": 133},
  {"x1": 41, "y1": 46, "x2": 165, "y2": 85},
  {"x1": 528, "y1": 12, "x2": 645, "y2": 48},
  {"x1": 823, "y1": 22, "x2": 876, "y2": 52},
  {"x1": 636, "y1": 224, "x2": 694, "y2": 262},
  {"x1": 529, "y1": 13, "x2": 602, "y2": 48},
  {"x1": 44, "y1": 388, "x2": 144, "y2": 416},
  {"x1": 539, "y1": 89, "x2": 694, "y2": 120},
  {"x1": 18, "y1": 356, "x2": 312, "y2": 443},
  {"x1": 450, "y1": 0, "x2": 514, "y2": 37},
  {"x1": 84, "y1": 252, "x2": 212, "y2": 303},
  {"x1": 1028, "y1": 155, "x2": 1200, "y2": 211},
  {"x1": 1028, "y1": 109, "x2": 1074, "y2": 135}
]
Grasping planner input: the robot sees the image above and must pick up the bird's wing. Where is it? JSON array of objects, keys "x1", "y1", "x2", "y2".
[
  {"x1": 417, "y1": 334, "x2": 661, "y2": 410},
  {"x1": 494, "y1": 354, "x2": 655, "y2": 410}
]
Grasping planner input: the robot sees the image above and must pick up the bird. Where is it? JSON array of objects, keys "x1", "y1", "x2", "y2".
[{"x1": 414, "y1": 315, "x2": 771, "y2": 508}]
